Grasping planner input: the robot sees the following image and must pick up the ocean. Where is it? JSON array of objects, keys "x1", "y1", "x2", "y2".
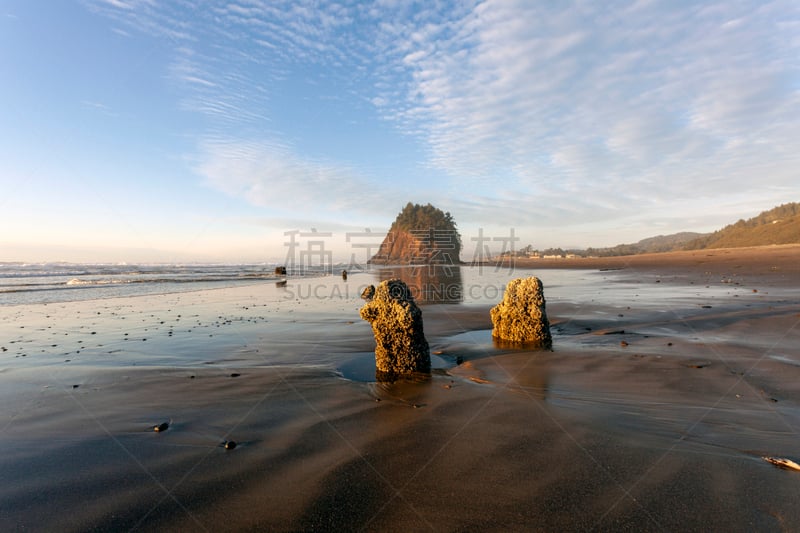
[
  {"x1": 0, "y1": 263, "x2": 342, "y2": 306},
  {"x1": 1, "y1": 261, "x2": 734, "y2": 308}
]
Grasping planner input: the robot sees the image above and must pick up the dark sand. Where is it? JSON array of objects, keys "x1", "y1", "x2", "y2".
[{"x1": 2, "y1": 245, "x2": 800, "y2": 531}]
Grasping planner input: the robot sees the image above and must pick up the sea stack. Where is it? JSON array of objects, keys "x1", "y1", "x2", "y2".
[
  {"x1": 359, "y1": 279, "x2": 431, "y2": 381},
  {"x1": 490, "y1": 277, "x2": 552, "y2": 347},
  {"x1": 369, "y1": 202, "x2": 461, "y2": 265}
]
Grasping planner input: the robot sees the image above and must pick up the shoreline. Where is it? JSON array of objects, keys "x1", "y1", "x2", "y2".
[{"x1": 486, "y1": 243, "x2": 800, "y2": 282}]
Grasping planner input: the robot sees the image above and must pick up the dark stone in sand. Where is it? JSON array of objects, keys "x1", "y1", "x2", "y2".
[
  {"x1": 223, "y1": 440, "x2": 237, "y2": 450},
  {"x1": 490, "y1": 277, "x2": 552, "y2": 347},
  {"x1": 359, "y1": 279, "x2": 430, "y2": 382},
  {"x1": 153, "y1": 422, "x2": 169, "y2": 432}
]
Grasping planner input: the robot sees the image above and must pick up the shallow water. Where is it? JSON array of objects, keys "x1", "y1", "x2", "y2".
[{"x1": 1, "y1": 265, "x2": 787, "y2": 374}]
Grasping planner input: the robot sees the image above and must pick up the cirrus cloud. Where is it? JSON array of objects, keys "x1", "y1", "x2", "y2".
[{"x1": 88, "y1": 0, "x2": 800, "y2": 247}]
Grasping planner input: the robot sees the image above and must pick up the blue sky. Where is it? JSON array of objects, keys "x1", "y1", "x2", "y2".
[{"x1": 1, "y1": 0, "x2": 798, "y2": 263}]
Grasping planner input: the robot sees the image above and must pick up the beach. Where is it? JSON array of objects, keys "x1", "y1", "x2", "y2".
[{"x1": 2, "y1": 245, "x2": 800, "y2": 531}]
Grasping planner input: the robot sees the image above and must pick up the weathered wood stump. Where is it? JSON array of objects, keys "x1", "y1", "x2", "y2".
[
  {"x1": 359, "y1": 279, "x2": 430, "y2": 381},
  {"x1": 490, "y1": 277, "x2": 552, "y2": 347}
]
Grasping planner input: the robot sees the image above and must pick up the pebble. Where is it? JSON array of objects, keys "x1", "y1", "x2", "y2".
[
  {"x1": 153, "y1": 422, "x2": 169, "y2": 432},
  {"x1": 223, "y1": 440, "x2": 237, "y2": 450}
]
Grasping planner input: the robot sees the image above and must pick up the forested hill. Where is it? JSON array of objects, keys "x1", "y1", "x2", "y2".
[
  {"x1": 684, "y1": 202, "x2": 800, "y2": 249},
  {"x1": 511, "y1": 202, "x2": 799, "y2": 259},
  {"x1": 584, "y1": 232, "x2": 705, "y2": 257}
]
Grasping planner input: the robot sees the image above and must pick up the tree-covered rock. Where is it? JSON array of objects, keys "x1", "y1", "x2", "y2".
[{"x1": 370, "y1": 203, "x2": 461, "y2": 264}]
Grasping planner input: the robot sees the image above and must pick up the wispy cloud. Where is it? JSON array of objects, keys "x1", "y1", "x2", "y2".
[
  {"x1": 84, "y1": 0, "x2": 193, "y2": 41},
  {"x1": 97, "y1": 0, "x2": 133, "y2": 9},
  {"x1": 86, "y1": 0, "x2": 800, "y2": 243},
  {"x1": 193, "y1": 136, "x2": 402, "y2": 216},
  {"x1": 375, "y1": 0, "x2": 800, "y2": 198},
  {"x1": 81, "y1": 100, "x2": 119, "y2": 117}
]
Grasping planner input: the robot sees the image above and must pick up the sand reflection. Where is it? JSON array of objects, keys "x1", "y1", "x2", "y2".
[{"x1": 454, "y1": 353, "x2": 550, "y2": 401}]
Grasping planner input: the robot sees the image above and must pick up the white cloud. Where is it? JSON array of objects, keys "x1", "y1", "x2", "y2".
[
  {"x1": 194, "y1": 136, "x2": 403, "y2": 217},
  {"x1": 367, "y1": 0, "x2": 800, "y2": 221},
  {"x1": 87, "y1": 0, "x2": 800, "y2": 247}
]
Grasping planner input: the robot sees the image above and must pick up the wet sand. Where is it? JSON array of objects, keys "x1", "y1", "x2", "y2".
[{"x1": 2, "y1": 246, "x2": 800, "y2": 531}]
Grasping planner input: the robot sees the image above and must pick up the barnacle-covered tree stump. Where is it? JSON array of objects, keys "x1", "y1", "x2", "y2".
[
  {"x1": 490, "y1": 277, "x2": 552, "y2": 347},
  {"x1": 359, "y1": 279, "x2": 430, "y2": 381}
]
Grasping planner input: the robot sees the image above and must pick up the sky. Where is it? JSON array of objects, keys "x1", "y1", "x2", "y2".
[{"x1": 1, "y1": 0, "x2": 798, "y2": 263}]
